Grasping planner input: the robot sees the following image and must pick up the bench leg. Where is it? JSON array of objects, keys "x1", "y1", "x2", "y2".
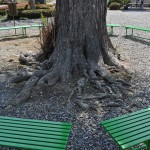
[
  {"x1": 144, "y1": 140, "x2": 150, "y2": 150},
  {"x1": 111, "y1": 27, "x2": 113, "y2": 35},
  {"x1": 24, "y1": 28, "x2": 27, "y2": 36},
  {"x1": 132, "y1": 29, "x2": 133, "y2": 36},
  {"x1": 22, "y1": 28, "x2": 25, "y2": 37},
  {"x1": 126, "y1": 28, "x2": 128, "y2": 36},
  {"x1": 147, "y1": 140, "x2": 150, "y2": 150}
]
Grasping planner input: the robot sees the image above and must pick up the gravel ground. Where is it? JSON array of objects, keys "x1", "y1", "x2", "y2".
[{"x1": 0, "y1": 10, "x2": 150, "y2": 150}]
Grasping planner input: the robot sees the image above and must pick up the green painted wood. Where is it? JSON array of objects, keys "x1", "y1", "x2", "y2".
[
  {"x1": 0, "y1": 137, "x2": 66, "y2": 149},
  {"x1": 124, "y1": 26, "x2": 150, "y2": 32},
  {"x1": 113, "y1": 123, "x2": 150, "y2": 140},
  {"x1": 0, "y1": 141, "x2": 63, "y2": 150},
  {"x1": 0, "y1": 116, "x2": 72, "y2": 150},
  {"x1": 102, "y1": 108, "x2": 150, "y2": 124},
  {"x1": 0, "y1": 125, "x2": 69, "y2": 136},
  {"x1": 101, "y1": 108, "x2": 150, "y2": 150},
  {"x1": 31, "y1": 24, "x2": 43, "y2": 27},
  {"x1": 107, "y1": 24, "x2": 120, "y2": 27},
  {"x1": 106, "y1": 114, "x2": 150, "y2": 131},
  {"x1": 108, "y1": 117, "x2": 150, "y2": 134},
  {"x1": 0, "y1": 133, "x2": 67, "y2": 144},
  {"x1": 121, "y1": 135, "x2": 150, "y2": 149},
  {"x1": 0, "y1": 25, "x2": 31, "y2": 30},
  {"x1": 0, "y1": 116, "x2": 71, "y2": 126},
  {"x1": 118, "y1": 131, "x2": 150, "y2": 145},
  {"x1": 0, "y1": 118, "x2": 71, "y2": 129},
  {"x1": 103, "y1": 110, "x2": 150, "y2": 127},
  {"x1": 0, "y1": 129, "x2": 67, "y2": 140}
]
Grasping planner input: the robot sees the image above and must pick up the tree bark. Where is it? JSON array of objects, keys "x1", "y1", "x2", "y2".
[
  {"x1": 38, "y1": 0, "x2": 117, "y2": 85},
  {"x1": 6, "y1": 0, "x2": 126, "y2": 108}
]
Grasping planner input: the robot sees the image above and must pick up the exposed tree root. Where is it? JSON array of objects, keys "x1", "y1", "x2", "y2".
[{"x1": 5, "y1": 76, "x2": 39, "y2": 110}]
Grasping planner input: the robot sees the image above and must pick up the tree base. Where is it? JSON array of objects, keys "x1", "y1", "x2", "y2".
[{"x1": 5, "y1": 52, "x2": 132, "y2": 111}]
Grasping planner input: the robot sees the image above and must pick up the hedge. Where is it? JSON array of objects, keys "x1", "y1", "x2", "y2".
[
  {"x1": 0, "y1": 10, "x2": 6, "y2": 16},
  {"x1": 109, "y1": 2, "x2": 121, "y2": 10},
  {"x1": 7, "y1": 7, "x2": 55, "y2": 19}
]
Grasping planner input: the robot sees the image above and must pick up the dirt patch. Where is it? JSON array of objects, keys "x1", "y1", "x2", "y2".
[{"x1": 0, "y1": 37, "x2": 40, "y2": 71}]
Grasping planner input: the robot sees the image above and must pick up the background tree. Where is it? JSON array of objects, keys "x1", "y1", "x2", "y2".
[{"x1": 7, "y1": 0, "x2": 130, "y2": 109}]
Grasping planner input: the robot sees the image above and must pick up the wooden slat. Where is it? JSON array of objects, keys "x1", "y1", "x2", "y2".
[
  {"x1": 118, "y1": 131, "x2": 150, "y2": 145},
  {"x1": 0, "y1": 137, "x2": 66, "y2": 149},
  {"x1": 103, "y1": 110, "x2": 150, "y2": 127},
  {"x1": 106, "y1": 114, "x2": 150, "y2": 131},
  {"x1": 0, "y1": 116, "x2": 72, "y2": 150},
  {"x1": 0, "y1": 116, "x2": 71, "y2": 126},
  {"x1": 0, "y1": 125, "x2": 69, "y2": 136},
  {"x1": 108, "y1": 118, "x2": 150, "y2": 134},
  {"x1": 0, "y1": 133, "x2": 67, "y2": 144},
  {"x1": 121, "y1": 135, "x2": 150, "y2": 149},
  {"x1": 102, "y1": 108, "x2": 150, "y2": 124},
  {"x1": 0, "y1": 129, "x2": 67, "y2": 140},
  {"x1": 0, "y1": 141, "x2": 63, "y2": 150},
  {"x1": 101, "y1": 108, "x2": 150, "y2": 149},
  {"x1": 0, "y1": 122, "x2": 70, "y2": 133},
  {"x1": 107, "y1": 24, "x2": 120, "y2": 27},
  {"x1": 112, "y1": 122, "x2": 150, "y2": 138},
  {"x1": 124, "y1": 26, "x2": 150, "y2": 32}
]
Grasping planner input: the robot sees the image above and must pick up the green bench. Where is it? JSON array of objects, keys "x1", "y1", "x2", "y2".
[
  {"x1": 0, "y1": 25, "x2": 31, "y2": 37},
  {"x1": 106, "y1": 24, "x2": 120, "y2": 35},
  {"x1": 101, "y1": 108, "x2": 150, "y2": 150},
  {"x1": 0, "y1": 116, "x2": 72, "y2": 150},
  {"x1": 124, "y1": 25, "x2": 150, "y2": 37},
  {"x1": 0, "y1": 24, "x2": 43, "y2": 38}
]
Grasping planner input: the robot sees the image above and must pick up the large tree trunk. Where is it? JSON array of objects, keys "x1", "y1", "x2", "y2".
[
  {"x1": 38, "y1": 0, "x2": 117, "y2": 86},
  {"x1": 6, "y1": 0, "x2": 129, "y2": 109}
]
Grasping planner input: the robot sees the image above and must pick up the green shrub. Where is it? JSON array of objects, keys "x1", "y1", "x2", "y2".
[
  {"x1": 109, "y1": 2, "x2": 121, "y2": 10},
  {"x1": 7, "y1": 8, "x2": 55, "y2": 19},
  {"x1": 108, "y1": 0, "x2": 123, "y2": 7},
  {"x1": 19, "y1": 8, "x2": 54, "y2": 18},
  {"x1": 0, "y1": 10, "x2": 6, "y2": 16}
]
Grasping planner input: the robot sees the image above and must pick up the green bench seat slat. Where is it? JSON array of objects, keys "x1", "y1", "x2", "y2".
[
  {"x1": 108, "y1": 117, "x2": 150, "y2": 134},
  {"x1": 0, "y1": 136, "x2": 66, "y2": 149},
  {"x1": 117, "y1": 131, "x2": 150, "y2": 145},
  {"x1": 112, "y1": 121, "x2": 150, "y2": 139},
  {"x1": 0, "y1": 116, "x2": 72, "y2": 150},
  {"x1": 0, "y1": 125, "x2": 69, "y2": 136},
  {"x1": 103, "y1": 110, "x2": 150, "y2": 128},
  {"x1": 121, "y1": 135, "x2": 150, "y2": 149},
  {"x1": 0, "y1": 25, "x2": 31, "y2": 30},
  {"x1": 0, "y1": 116, "x2": 71, "y2": 126},
  {"x1": 125, "y1": 26, "x2": 150, "y2": 32},
  {"x1": 0, "y1": 129, "x2": 68, "y2": 140},
  {"x1": 101, "y1": 108, "x2": 150, "y2": 149},
  {"x1": 107, "y1": 24, "x2": 120, "y2": 27},
  {"x1": 0, "y1": 118, "x2": 71, "y2": 129},
  {"x1": 0, "y1": 133, "x2": 67, "y2": 144},
  {"x1": 0, "y1": 141, "x2": 63, "y2": 150},
  {"x1": 106, "y1": 114, "x2": 150, "y2": 131},
  {"x1": 102, "y1": 108, "x2": 150, "y2": 124},
  {"x1": 31, "y1": 24, "x2": 43, "y2": 27}
]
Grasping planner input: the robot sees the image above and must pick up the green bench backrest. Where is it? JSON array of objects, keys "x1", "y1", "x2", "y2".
[{"x1": 0, "y1": 116, "x2": 72, "y2": 150}]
